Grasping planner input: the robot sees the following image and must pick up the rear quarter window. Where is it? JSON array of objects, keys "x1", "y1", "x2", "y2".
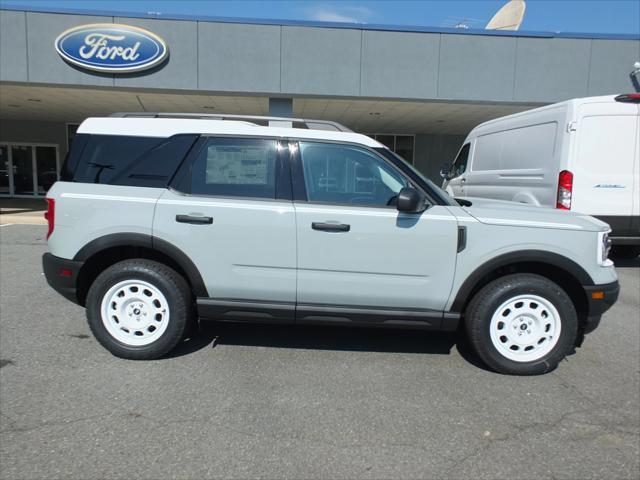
[{"x1": 62, "y1": 134, "x2": 198, "y2": 187}]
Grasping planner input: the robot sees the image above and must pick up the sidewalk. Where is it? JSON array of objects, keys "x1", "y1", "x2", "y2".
[{"x1": 0, "y1": 198, "x2": 47, "y2": 225}]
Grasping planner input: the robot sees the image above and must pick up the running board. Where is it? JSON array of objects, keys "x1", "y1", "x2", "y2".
[{"x1": 196, "y1": 298, "x2": 460, "y2": 331}]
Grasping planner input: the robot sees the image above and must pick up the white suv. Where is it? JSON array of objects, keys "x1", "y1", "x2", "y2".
[{"x1": 43, "y1": 113, "x2": 619, "y2": 375}]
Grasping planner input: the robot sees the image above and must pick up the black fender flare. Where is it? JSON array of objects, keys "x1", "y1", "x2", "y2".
[
  {"x1": 74, "y1": 233, "x2": 208, "y2": 297},
  {"x1": 450, "y1": 250, "x2": 593, "y2": 313}
]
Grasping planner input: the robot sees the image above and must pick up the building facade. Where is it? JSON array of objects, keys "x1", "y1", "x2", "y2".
[{"x1": 1, "y1": 5, "x2": 639, "y2": 197}]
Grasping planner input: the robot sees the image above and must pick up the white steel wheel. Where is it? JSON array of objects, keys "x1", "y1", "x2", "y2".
[
  {"x1": 100, "y1": 279, "x2": 170, "y2": 347},
  {"x1": 489, "y1": 294, "x2": 561, "y2": 362}
]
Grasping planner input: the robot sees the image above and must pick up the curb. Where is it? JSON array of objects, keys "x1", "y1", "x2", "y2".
[{"x1": 0, "y1": 215, "x2": 47, "y2": 225}]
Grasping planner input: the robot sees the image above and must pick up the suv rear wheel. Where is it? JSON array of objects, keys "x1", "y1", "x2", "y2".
[
  {"x1": 86, "y1": 259, "x2": 193, "y2": 359},
  {"x1": 465, "y1": 273, "x2": 578, "y2": 375}
]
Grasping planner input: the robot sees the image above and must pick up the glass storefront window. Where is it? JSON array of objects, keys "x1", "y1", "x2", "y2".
[
  {"x1": 12, "y1": 146, "x2": 34, "y2": 195},
  {"x1": 36, "y1": 146, "x2": 58, "y2": 194},
  {"x1": 0, "y1": 146, "x2": 9, "y2": 195},
  {"x1": 67, "y1": 124, "x2": 79, "y2": 150},
  {"x1": 375, "y1": 135, "x2": 395, "y2": 151},
  {"x1": 367, "y1": 134, "x2": 415, "y2": 164},
  {"x1": 0, "y1": 144, "x2": 59, "y2": 197},
  {"x1": 395, "y1": 136, "x2": 414, "y2": 165}
]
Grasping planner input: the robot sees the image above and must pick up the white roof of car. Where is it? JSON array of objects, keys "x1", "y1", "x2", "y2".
[{"x1": 78, "y1": 117, "x2": 383, "y2": 148}]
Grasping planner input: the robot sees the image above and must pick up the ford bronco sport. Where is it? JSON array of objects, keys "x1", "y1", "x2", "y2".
[{"x1": 43, "y1": 113, "x2": 620, "y2": 375}]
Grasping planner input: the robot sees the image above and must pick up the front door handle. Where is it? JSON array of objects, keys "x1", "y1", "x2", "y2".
[
  {"x1": 312, "y1": 222, "x2": 350, "y2": 232},
  {"x1": 176, "y1": 214, "x2": 213, "y2": 225}
]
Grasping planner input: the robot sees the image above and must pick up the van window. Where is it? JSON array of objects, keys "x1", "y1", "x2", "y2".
[
  {"x1": 189, "y1": 138, "x2": 278, "y2": 199},
  {"x1": 64, "y1": 134, "x2": 197, "y2": 187},
  {"x1": 450, "y1": 143, "x2": 470, "y2": 178},
  {"x1": 473, "y1": 122, "x2": 557, "y2": 171}
]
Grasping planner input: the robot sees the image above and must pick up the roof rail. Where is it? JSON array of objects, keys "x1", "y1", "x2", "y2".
[{"x1": 109, "y1": 112, "x2": 353, "y2": 132}]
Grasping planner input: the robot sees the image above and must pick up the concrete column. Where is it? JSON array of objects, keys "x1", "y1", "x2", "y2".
[{"x1": 268, "y1": 97, "x2": 293, "y2": 127}]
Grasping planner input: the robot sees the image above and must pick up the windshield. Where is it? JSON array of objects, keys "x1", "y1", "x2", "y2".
[{"x1": 374, "y1": 148, "x2": 459, "y2": 206}]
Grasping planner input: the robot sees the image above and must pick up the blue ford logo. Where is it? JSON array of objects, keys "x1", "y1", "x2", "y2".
[{"x1": 54, "y1": 23, "x2": 169, "y2": 73}]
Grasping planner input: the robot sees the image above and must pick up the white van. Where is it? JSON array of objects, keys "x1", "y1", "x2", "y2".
[{"x1": 442, "y1": 94, "x2": 640, "y2": 257}]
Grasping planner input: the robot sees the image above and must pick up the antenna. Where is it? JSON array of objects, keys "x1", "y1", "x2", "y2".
[
  {"x1": 441, "y1": 17, "x2": 484, "y2": 29},
  {"x1": 486, "y1": 0, "x2": 526, "y2": 31}
]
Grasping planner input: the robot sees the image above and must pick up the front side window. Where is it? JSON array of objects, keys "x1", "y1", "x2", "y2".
[
  {"x1": 299, "y1": 142, "x2": 407, "y2": 207},
  {"x1": 190, "y1": 138, "x2": 278, "y2": 199},
  {"x1": 450, "y1": 143, "x2": 470, "y2": 178}
]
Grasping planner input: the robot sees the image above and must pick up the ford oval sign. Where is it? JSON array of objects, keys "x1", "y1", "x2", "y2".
[{"x1": 54, "y1": 23, "x2": 169, "y2": 73}]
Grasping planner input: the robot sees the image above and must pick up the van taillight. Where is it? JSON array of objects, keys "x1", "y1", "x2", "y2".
[
  {"x1": 556, "y1": 170, "x2": 573, "y2": 210},
  {"x1": 614, "y1": 93, "x2": 640, "y2": 103},
  {"x1": 44, "y1": 198, "x2": 55, "y2": 239}
]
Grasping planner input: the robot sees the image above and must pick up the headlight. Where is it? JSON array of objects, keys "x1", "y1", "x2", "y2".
[{"x1": 597, "y1": 231, "x2": 613, "y2": 266}]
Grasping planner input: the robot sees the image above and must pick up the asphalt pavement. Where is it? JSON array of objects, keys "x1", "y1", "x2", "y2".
[{"x1": 1, "y1": 224, "x2": 638, "y2": 480}]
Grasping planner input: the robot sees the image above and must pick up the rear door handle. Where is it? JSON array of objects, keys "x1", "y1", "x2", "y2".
[
  {"x1": 176, "y1": 214, "x2": 213, "y2": 225},
  {"x1": 312, "y1": 222, "x2": 350, "y2": 232}
]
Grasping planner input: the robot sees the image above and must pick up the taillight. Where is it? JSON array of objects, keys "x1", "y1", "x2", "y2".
[
  {"x1": 556, "y1": 170, "x2": 573, "y2": 210},
  {"x1": 44, "y1": 198, "x2": 55, "y2": 239},
  {"x1": 614, "y1": 93, "x2": 640, "y2": 103}
]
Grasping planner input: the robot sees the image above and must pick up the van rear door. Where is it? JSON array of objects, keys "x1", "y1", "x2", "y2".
[{"x1": 571, "y1": 101, "x2": 639, "y2": 239}]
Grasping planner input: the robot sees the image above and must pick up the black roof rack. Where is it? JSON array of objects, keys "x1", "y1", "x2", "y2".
[{"x1": 109, "y1": 112, "x2": 352, "y2": 132}]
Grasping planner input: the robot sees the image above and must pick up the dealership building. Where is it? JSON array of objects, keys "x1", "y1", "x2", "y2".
[{"x1": 0, "y1": 5, "x2": 638, "y2": 197}]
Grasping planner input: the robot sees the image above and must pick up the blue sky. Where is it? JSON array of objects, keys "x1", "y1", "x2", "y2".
[{"x1": 1, "y1": 0, "x2": 639, "y2": 35}]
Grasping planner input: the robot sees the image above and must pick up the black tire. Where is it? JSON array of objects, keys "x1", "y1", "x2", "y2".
[
  {"x1": 611, "y1": 245, "x2": 640, "y2": 259},
  {"x1": 86, "y1": 259, "x2": 194, "y2": 360},
  {"x1": 465, "y1": 273, "x2": 578, "y2": 375}
]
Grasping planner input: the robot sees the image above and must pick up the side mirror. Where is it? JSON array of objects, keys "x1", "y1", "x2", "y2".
[
  {"x1": 439, "y1": 162, "x2": 452, "y2": 180},
  {"x1": 396, "y1": 187, "x2": 426, "y2": 213}
]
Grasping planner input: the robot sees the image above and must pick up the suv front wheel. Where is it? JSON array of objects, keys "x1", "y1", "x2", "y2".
[
  {"x1": 86, "y1": 259, "x2": 193, "y2": 360},
  {"x1": 465, "y1": 273, "x2": 578, "y2": 375}
]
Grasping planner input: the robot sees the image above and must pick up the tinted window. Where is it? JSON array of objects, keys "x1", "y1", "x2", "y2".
[
  {"x1": 190, "y1": 138, "x2": 278, "y2": 199},
  {"x1": 450, "y1": 143, "x2": 470, "y2": 178},
  {"x1": 111, "y1": 135, "x2": 197, "y2": 188},
  {"x1": 61, "y1": 133, "x2": 89, "y2": 180},
  {"x1": 67, "y1": 134, "x2": 197, "y2": 187},
  {"x1": 299, "y1": 142, "x2": 407, "y2": 206}
]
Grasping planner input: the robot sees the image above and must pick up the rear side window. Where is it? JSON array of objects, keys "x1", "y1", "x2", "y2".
[
  {"x1": 63, "y1": 134, "x2": 197, "y2": 187},
  {"x1": 189, "y1": 138, "x2": 278, "y2": 199}
]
